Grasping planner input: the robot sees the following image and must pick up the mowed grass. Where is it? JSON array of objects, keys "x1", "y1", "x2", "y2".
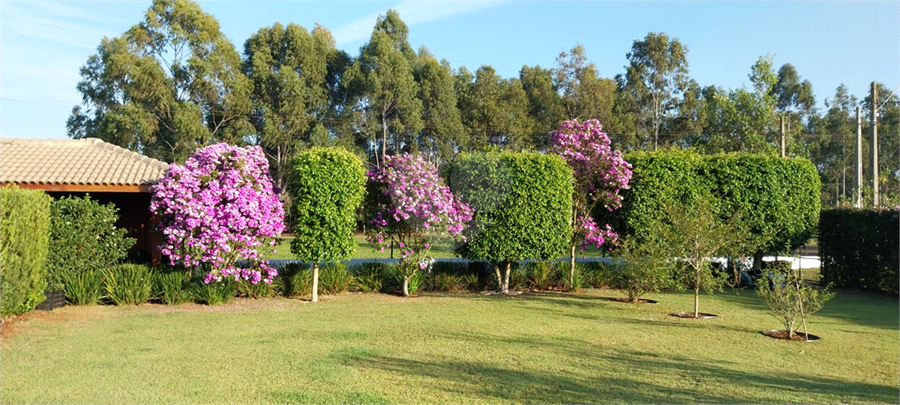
[
  {"x1": 2, "y1": 287, "x2": 897, "y2": 404},
  {"x1": 264, "y1": 234, "x2": 608, "y2": 260}
]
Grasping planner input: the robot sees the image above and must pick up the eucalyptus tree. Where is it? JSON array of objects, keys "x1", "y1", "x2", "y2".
[
  {"x1": 457, "y1": 65, "x2": 533, "y2": 151},
  {"x1": 618, "y1": 32, "x2": 690, "y2": 150},
  {"x1": 345, "y1": 12, "x2": 423, "y2": 167},
  {"x1": 520, "y1": 64, "x2": 564, "y2": 150},
  {"x1": 243, "y1": 22, "x2": 334, "y2": 191},
  {"x1": 67, "y1": 0, "x2": 252, "y2": 163},
  {"x1": 553, "y1": 45, "x2": 618, "y2": 129},
  {"x1": 412, "y1": 48, "x2": 466, "y2": 170}
]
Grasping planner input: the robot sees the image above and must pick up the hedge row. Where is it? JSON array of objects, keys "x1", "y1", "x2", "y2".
[
  {"x1": 819, "y1": 209, "x2": 899, "y2": 293},
  {"x1": 0, "y1": 186, "x2": 52, "y2": 317},
  {"x1": 608, "y1": 151, "x2": 821, "y2": 258}
]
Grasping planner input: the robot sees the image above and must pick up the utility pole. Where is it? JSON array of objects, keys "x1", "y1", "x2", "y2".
[
  {"x1": 856, "y1": 106, "x2": 863, "y2": 208},
  {"x1": 871, "y1": 82, "x2": 879, "y2": 208},
  {"x1": 780, "y1": 115, "x2": 786, "y2": 157}
]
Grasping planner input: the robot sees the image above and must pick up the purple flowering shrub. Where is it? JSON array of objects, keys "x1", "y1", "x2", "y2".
[
  {"x1": 366, "y1": 154, "x2": 472, "y2": 296},
  {"x1": 150, "y1": 143, "x2": 285, "y2": 285},
  {"x1": 549, "y1": 119, "x2": 632, "y2": 250}
]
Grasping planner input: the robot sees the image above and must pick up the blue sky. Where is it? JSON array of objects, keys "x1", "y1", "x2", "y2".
[{"x1": 2, "y1": 0, "x2": 898, "y2": 140}]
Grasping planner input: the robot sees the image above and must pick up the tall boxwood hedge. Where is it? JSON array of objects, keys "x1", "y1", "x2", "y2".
[
  {"x1": 610, "y1": 151, "x2": 821, "y2": 259},
  {"x1": 819, "y1": 209, "x2": 899, "y2": 293},
  {"x1": 0, "y1": 185, "x2": 52, "y2": 317},
  {"x1": 449, "y1": 151, "x2": 572, "y2": 291}
]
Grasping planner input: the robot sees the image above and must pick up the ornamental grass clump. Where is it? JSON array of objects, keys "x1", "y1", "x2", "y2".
[
  {"x1": 549, "y1": 119, "x2": 632, "y2": 290},
  {"x1": 150, "y1": 143, "x2": 285, "y2": 291},
  {"x1": 366, "y1": 153, "x2": 472, "y2": 297}
]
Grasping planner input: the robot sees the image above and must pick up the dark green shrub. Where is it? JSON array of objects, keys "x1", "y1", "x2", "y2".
[
  {"x1": 47, "y1": 195, "x2": 135, "y2": 291},
  {"x1": 819, "y1": 208, "x2": 899, "y2": 293},
  {"x1": 289, "y1": 147, "x2": 367, "y2": 303},
  {"x1": 425, "y1": 272, "x2": 458, "y2": 292},
  {"x1": 387, "y1": 265, "x2": 425, "y2": 295},
  {"x1": 154, "y1": 267, "x2": 192, "y2": 305},
  {"x1": 276, "y1": 262, "x2": 313, "y2": 298},
  {"x1": 193, "y1": 278, "x2": 236, "y2": 305},
  {"x1": 608, "y1": 238, "x2": 673, "y2": 303},
  {"x1": 351, "y1": 262, "x2": 390, "y2": 293},
  {"x1": 61, "y1": 268, "x2": 104, "y2": 306},
  {"x1": 450, "y1": 151, "x2": 573, "y2": 294},
  {"x1": 612, "y1": 151, "x2": 820, "y2": 266},
  {"x1": 104, "y1": 263, "x2": 154, "y2": 305},
  {"x1": 580, "y1": 261, "x2": 612, "y2": 288},
  {"x1": 319, "y1": 262, "x2": 352, "y2": 294},
  {"x1": 525, "y1": 261, "x2": 554, "y2": 291},
  {"x1": 0, "y1": 185, "x2": 52, "y2": 317},
  {"x1": 237, "y1": 279, "x2": 274, "y2": 299}
]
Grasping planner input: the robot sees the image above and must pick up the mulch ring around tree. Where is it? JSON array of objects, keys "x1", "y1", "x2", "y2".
[
  {"x1": 761, "y1": 329, "x2": 821, "y2": 341},
  {"x1": 612, "y1": 298, "x2": 658, "y2": 304},
  {"x1": 670, "y1": 312, "x2": 718, "y2": 319}
]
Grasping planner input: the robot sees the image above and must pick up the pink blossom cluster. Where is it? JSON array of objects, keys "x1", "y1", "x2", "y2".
[
  {"x1": 367, "y1": 154, "x2": 472, "y2": 265},
  {"x1": 549, "y1": 119, "x2": 633, "y2": 209},
  {"x1": 150, "y1": 143, "x2": 285, "y2": 284},
  {"x1": 578, "y1": 216, "x2": 619, "y2": 251},
  {"x1": 550, "y1": 119, "x2": 632, "y2": 251}
]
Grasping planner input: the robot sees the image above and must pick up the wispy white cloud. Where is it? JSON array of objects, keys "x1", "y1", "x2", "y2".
[
  {"x1": 332, "y1": 0, "x2": 509, "y2": 45},
  {"x1": 2, "y1": 1, "x2": 129, "y2": 50}
]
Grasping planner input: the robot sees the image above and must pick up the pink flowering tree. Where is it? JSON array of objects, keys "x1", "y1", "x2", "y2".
[
  {"x1": 150, "y1": 143, "x2": 285, "y2": 286},
  {"x1": 549, "y1": 119, "x2": 633, "y2": 289},
  {"x1": 366, "y1": 153, "x2": 472, "y2": 297}
]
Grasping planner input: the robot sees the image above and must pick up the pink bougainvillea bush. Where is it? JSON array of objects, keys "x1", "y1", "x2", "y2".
[
  {"x1": 150, "y1": 143, "x2": 285, "y2": 285},
  {"x1": 549, "y1": 119, "x2": 633, "y2": 251},
  {"x1": 365, "y1": 153, "x2": 472, "y2": 296}
]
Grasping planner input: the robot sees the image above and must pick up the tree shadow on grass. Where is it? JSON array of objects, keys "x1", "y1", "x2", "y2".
[{"x1": 344, "y1": 348, "x2": 898, "y2": 404}]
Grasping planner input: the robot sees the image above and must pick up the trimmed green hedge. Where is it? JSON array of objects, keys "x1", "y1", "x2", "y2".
[
  {"x1": 610, "y1": 151, "x2": 821, "y2": 258},
  {"x1": 0, "y1": 185, "x2": 52, "y2": 317},
  {"x1": 450, "y1": 151, "x2": 573, "y2": 263},
  {"x1": 820, "y1": 209, "x2": 899, "y2": 293}
]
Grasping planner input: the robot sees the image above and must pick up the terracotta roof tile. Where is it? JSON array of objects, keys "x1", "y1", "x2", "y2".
[{"x1": 0, "y1": 138, "x2": 169, "y2": 187}]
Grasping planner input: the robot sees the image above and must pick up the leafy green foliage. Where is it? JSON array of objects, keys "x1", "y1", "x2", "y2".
[
  {"x1": 289, "y1": 147, "x2": 367, "y2": 263},
  {"x1": 68, "y1": 0, "x2": 253, "y2": 163},
  {"x1": 352, "y1": 262, "x2": 390, "y2": 293},
  {"x1": 193, "y1": 277, "x2": 236, "y2": 305},
  {"x1": 609, "y1": 238, "x2": 673, "y2": 302},
  {"x1": 275, "y1": 262, "x2": 313, "y2": 298},
  {"x1": 61, "y1": 268, "x2": 104, "y2": 306},
  {"x1": 47, "y1": 195, "x2": 135, "y2": 292},
  {"x1": 819, "y1": 208, "x2": 899, "y2": 293},
  {"x1": 614, "y1": 150, "x2": 820, "y2": 261},
  {"x1": 318, "y1": 262, "x2": 352, "y2": 295},
  {"x1": 104, "y1": 264, "x2": 154, "y2": 306},
  {"x1": 756, "y1": 267, "x2": 835, "y2": 339},
  {"x1": 450, "y1": 151, "x2": 573, "y2": 293},
  {"x1": 153, "y1": 267, "x2": 193, "y2": 305},
  {"x1": 0, "y1": 186, "x2": 52, "y2": 317}
]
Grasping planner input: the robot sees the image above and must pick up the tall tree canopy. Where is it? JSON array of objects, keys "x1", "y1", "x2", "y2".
[
  {"x1": 68, "y1": 0, "x2": 252, "y2": 163},
  {"x1": 345, "y1": 11, "x2": 423, "y2": 167},
  {"x1": 618, "y1": 32, "x2": 690, "y2": 151},
  {"x1": 243, "y1": 22, "x2": 337, "y2": 190}
]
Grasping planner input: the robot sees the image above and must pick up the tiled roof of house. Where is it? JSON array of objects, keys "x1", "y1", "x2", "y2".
[{"x1": 0, "y1": 138, "x2": 169, "y2": 189}]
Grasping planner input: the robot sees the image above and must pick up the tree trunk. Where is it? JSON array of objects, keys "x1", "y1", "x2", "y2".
[
  {"x1": 381, "y1": 115, "x2": 388, "y2": 169},
  {"x1": 493, "y1": 261, "x2": 503, "y2": 293},
  {"x1": 311, "y1": 262, "x2": 319, "y2": 303},
  {"x1": 502, "y1": 261, "x2": 511, "y2": 294},
  {"x1": 694, "y1": 268, "x2": 701, "y2": 317},
  {"x1": 402, "y1": 274, "x2": 410, "y2": 297},
  {"x1": 569, "y1": 244, "x2": 577, "y2": 291},
  {"x1": 752, "y1": 251, "x2": 764, "y2": 276}
]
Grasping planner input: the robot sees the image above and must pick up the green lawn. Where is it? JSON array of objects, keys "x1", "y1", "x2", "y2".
[
  {"x1": 264, "y1": 234, "x2": 608, "y2": 261},
  {"x1": 2, "y1": 288, "x2": 897, "y2": 404}
]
